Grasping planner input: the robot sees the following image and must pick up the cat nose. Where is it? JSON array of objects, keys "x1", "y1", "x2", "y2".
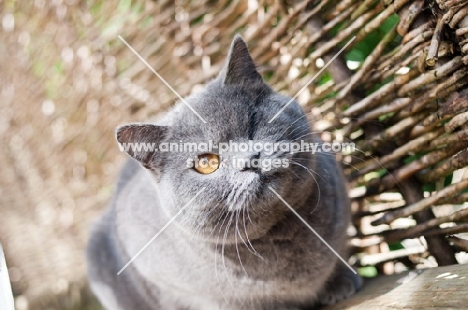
[{"x1": 239, "y1": 152, "x2": 260, "y2": 171}]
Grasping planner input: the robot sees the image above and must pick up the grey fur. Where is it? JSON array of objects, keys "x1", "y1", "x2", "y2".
[{"x1": 87, "y1": 35, "x2": 362, "y2": 310}]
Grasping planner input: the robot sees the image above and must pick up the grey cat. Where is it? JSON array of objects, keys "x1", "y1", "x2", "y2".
[{"x1": 87, "y1": 35, "x2": 362, "y2": 310}]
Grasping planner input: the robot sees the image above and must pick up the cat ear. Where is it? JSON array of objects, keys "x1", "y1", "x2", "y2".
[
  {"x1": 219, "y1": 35, "x2": 263, "y2": 85},
  {"x1": 116, "y1": 124, "x2": 169, "y2": 170}
]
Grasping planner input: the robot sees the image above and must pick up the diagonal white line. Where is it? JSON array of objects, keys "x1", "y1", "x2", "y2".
[
  {"x1": 268, "y1": 186, "x2": 357, "y2": 274},
  {"x1": 117, "y1": 187, "x2": 206, "y2": 275},
  {"x1": 118, "y1": 35, "x2": 207, "y2": 124},
  {"x1": 268, "y1": 36, "x2": 356, "y2": 123}
]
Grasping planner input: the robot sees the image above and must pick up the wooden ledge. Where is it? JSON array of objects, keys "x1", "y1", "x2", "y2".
[{"x1": 325, "y1": 264, "x2": 468, "y2": 309}]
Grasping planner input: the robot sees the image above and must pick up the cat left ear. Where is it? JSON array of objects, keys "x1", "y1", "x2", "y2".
[
  {"x1": 116, "y1": 124, "x2": 169, "y2": 170},
  {"x1": 219, "y1": 35, "x2": 263, "y2": 85}
]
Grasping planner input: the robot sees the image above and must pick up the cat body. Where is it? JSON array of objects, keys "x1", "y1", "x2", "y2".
[{"x1": 87, "y1": 36, "x2": 361, "y2": 310}]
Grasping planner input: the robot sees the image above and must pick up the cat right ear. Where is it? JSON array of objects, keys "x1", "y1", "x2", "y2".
[
  {"x1": 116, "y1": 124, "x2": 169, "y2": 170},
  {"x1": 219, "y1": 35, "x2": 263, "y2": 85}
]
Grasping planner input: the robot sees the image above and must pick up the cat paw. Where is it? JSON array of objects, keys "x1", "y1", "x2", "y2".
[{"x1": 318, "y1": 266, "x2": 363, "y2": 306}]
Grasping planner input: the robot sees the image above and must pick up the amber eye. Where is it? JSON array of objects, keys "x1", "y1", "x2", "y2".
[{"x1": 194, "y1": 154, "x2": 220, "y2": 174}]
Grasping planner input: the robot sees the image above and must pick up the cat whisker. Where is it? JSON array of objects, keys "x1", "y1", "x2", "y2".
[
  {"x1": 278, "y1": 113, "x2": 308, "y2": 137},
  {"x1": 290, "y1": 131, "x2": 324, "y2": 141},
  {"x1": 208, "y1": 207, "x2": 232, "y2": 240},
  {"x1": 289, "y1": 168, "x2": 305, "y2": 182},
  {"x1": 235, "y1": 210, "x2": 248, "y2": 277},
  {"x1": 289, "y1": 150, "x2": 340, "y2": 158},
  {"x1": 292, "y1": 145, "x2": 396, "y2": 183},
  {"x1": 241, "y1": 202, "x2": 264, "y2": 260},
  {"x1": 292, "y1": 152, "x2": 366, "y2": 172},
  {"x1": 222, "y1": 211, "x2": 247, "y2": 309},
  {"x1": 214, "y1": 211, "x2": 233, "y2": 309},
  {"x1": 291, "y1": 127, "x2": 325, "y2": 142},
  {"x1": 291, "y1": 157, "x2": 333, "y2": 186},
  {"x1": 278, "y1": 111, "x2": 322, "y2": 140},
  {"x1": 347, "y1": 146, "x2": 399, "y2": 191},
  {"x1": 286, "y1": 123, "x2": 312, "y2": 140},
  {"x1": 190, "y1": 205, "x2": 210, "y2": 240},
  {"x1": 289, "y1": 151, "x2": 362, "y2": 174},
  {"x1": 290, "y1": 157, "x2": 330, "y2": 184},
  {"x1": 191, "y1": 200, "x2": 224, "y2": 241},
  {"x1": 290, "y1": 161, "x2": 322, "y2": 214}
]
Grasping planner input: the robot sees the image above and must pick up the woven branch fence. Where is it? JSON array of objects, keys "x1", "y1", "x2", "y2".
[{"x1": 0, "y1": 0, "x2": 467, "y2": 308}]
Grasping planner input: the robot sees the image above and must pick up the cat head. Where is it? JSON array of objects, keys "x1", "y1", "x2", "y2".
[{"x1": 116, "y1": 36, "x2": 318, "y2": 242}]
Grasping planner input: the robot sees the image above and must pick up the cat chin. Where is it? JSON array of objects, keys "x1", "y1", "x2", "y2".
[{"x1": 174, "y1": 211, "x2": 297, "y2": 244}]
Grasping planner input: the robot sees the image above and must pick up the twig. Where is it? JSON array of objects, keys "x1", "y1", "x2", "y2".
[
  {"x1": 398, "y1": 56, "x2": 463, "y2": 96},
  {"x1": 426, "y1": 15, "x2": 445, "y2": 66},
  {"x1": 357, "y1": 0, "x2": 410, "y2": 40},
  {"x1": 356, "y1": 113, "x2": 426, "y2": 153},
  {"x1": 373, "y1": 179, "x2": 468, "y2": 226},
  {"x1": 383, "y1": 208, "x2": 468, "y2": 242},
  {"x1": 402, "y1": 20, "x2": 436, "y2": 44},
  {"x1": 445, "y1": 111, "x2": 468, "y2": 132},
  {"x1": 418, "y1": 149, "x2": 468, "y2": 183},
  {"x1": 342, "y1": 81, "x2": 397, "y2": 117},
  {"x1": 358, "y1": 246, "x2": 426, "y2": 266},
  {"x1": 397, "y1": 0, "x2": 426, "y2": 36},
  {"x1": 448, "y1": 236, "x2": 468, "y2": 252},
  {"x1": 351, "y1": 128, "x2": 444, "y2": 178},
  {"x1": 351, "y1": 0, "x2": 379, "y2": 20},
  {"x1": 398, "y1": 178, "x2": 458, "y2": 266},
  {"x1": 397, "y1": 80, "x2": 466, "y2": 121},
  {"x1": 449, "y1": 5, "x2": 468, "y2": 28},
  {"x1": 378, "y1": 31, "x2": 433, "y2": 73},
  {"x1": 344, "y1": 98, "x2": 411, "y2": 136},
  {"x1": 424, "y1": 224, "x2": 468, "y2": 237},
  {"x1": 369, "y1": 52, "x2": 419, "y2": 83},
  {"x1": 308, "y1": 7, "x2": 378, "y2": 61},
  {"x1": 439, "y1": 0, "x2": 468, "y2": 11},
  {"x1": 364, "y1": 142, "x2": 467, "y2": 194},
  {"x1": 336, "y1": 26, "x2": 397, "y2": 102},
  {"x1": 430, "y1": 127, "x2": 468, "y2": 148}
]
